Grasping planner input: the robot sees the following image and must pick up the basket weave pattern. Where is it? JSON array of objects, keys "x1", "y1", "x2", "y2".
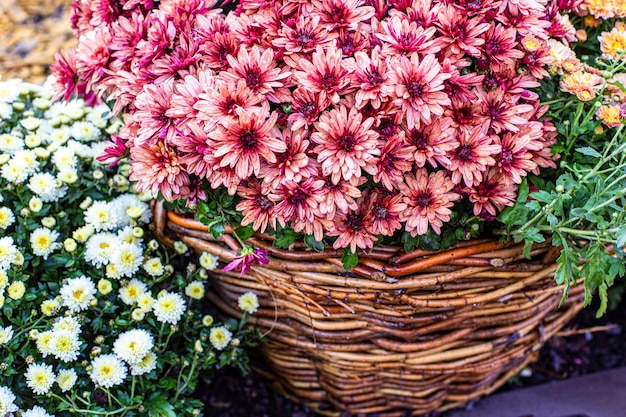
[{"x1": 153, "y1": 202, "x2": 584, "y2": 416}]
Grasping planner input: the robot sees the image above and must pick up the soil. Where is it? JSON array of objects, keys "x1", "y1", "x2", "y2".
[{"x1": 199, "y1": 295, "x2": 626, "y2": 417}]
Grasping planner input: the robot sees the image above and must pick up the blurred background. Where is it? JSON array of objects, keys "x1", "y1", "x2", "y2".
[{"x1": 0, "y1": 0, "x2": 74, "y2": 82}]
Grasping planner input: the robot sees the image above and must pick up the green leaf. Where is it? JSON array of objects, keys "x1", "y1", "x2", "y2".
[
  {"x1": 517, "y1": 179, "x2": 529, "y2": 203},
  {"x1": 234, "y1": 225, "x2": 254, "y2": 241},
  {"x1": 522, "y1": 228, "x2": 545, "y2": 258},
  {"x1": 273, "y1": 227, "x2": 299, "y2": 249},
  {"x1": 304, "y1": 235, "x2": 324, "y2": 252},
  {"x1": 575, "y1": 146, "x2": 602, "y2": 158},
  {"x1": 341, "y1": 249, "x2": 359, "y2": 270},
  {"x1": 209, "y1": 221, "x2": 225, "y2": 239},
  {"x1": 530, "y1": 190, "x2": 554, "y2": 203},
  {"x1": 147, "y1": 394, "x2": 176, "y2": 417},
  {"x1": 597, "y1": 282, "x2": 609, "y2": 318}
]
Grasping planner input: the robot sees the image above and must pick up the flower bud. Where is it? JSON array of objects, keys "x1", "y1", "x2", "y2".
[
  {"x1": 41, "y1": 217, "x2": 56, "y2": 228},
  {"x1": 202, "y1": 315, "x2": 214, "y2": 326},
  {"x1": 173, "y1": 241, "x2": 188, "y2": 255},
  {"x1": 131, "y1": 309, "x2": 145, "y2": 321},
  {"x1": 97, "y1": 279, "x2": 113, "y2": 295},
  {"x1": 92, "y1": 169, "x2": 104, "y2": 180},
  {"x1": 132, "y1": 227, "x2": 144, "y2": 238},
  {"x1": 29, "y1": 197, "x2": 42, "y2": 213},
  {"x1": 194, "y1": 340, "x2": 204, "y2": 353},
  {"x1": 64, "y1": 238, "x2": 77, "y2": 252},
  {"x1": 34, "y1": 147, "x2": 50, "y2": 159}
]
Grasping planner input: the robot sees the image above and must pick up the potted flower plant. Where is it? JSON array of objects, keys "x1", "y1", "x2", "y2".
[
  {"x1": 0, "y1": 76, "x2": 260, "y2": 417},
  {"x1": 49, "y1": 0, "x2": 625, "y2": 415}
]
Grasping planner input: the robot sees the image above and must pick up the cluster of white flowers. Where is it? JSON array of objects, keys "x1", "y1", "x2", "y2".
[{"x1": 0, "y1": 76, "x2": 261, "y2": 416}]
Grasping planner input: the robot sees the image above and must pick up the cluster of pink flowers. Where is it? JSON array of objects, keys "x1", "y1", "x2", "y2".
[{"x1": 54, "y1": 0, "x2": 568, "y2": 253}]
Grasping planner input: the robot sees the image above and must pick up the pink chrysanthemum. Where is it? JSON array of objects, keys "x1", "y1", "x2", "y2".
[
  {"x1": 272, "y1": 15, "x2": 334, "y2": 55},
  {"x1": 390, "y1": 53, "x2": 451, "y2": 129},
  {"x1": 402, "y1": 117, "x2": 458, "y2": 169},
  {"x1": 223, "y1": 246, "x2": 270, "y2": 275},
  {"x1": 365, "y1": 190, "x2": 406, "y2": 237},
  {"x1": 270, "y1": 178, "x2": 329, "y2": 241},
  {"x1": 328, "y1": 202, "x2": 377, "y2": 253},
  {"x1": 467, "y1": 168, "x2": 518, "y2": 217},
  {"x1": 376, "y1": 15, "x2": 440, "y2": 56},
  {"x1": 259, "y1": 130, "x2": 315, "y2": 190},
  {"x1": 236, "y1": 180, "x2": 277, "y2": 233},
  {"x1": 311, "y1": 0, "x2": 375, "y2": 31},
  {"x1": 294, "y1": 46, "x2": 353, "y2": 104},
  {"x1": 349, "y1": 47, "x2": 395, "y2": 109},
  {"x1": 311, "y1": 105, "x2": 380, "y2": 184},
  {"x1": 495, "y1": 130, "x2": 538, "y2": 184},
  {"x1": 211, "y1": 107, "x2": 286, "y2": 179},
  {"x1": 221, "y1": 46, "x2": 291, "y2": 102},
  {"x1": 129, "y1": 141, "x2": 191, "y2": 202},
  {"x1": 287, "y1": 88, "x2": 331, "y2": 132},
  {"x1": 400, "y1": 169, "x2": 461, "y2": 236},
  {"x1": 373, "y1": 135, "x2": 415, "y2": 191},
  {"x1": 195, "y1": 79, "x2": 264, "y2": 124},
  {"x1": 318, "y1": 175, "x2": 365, "y2": 219},
  {"x1": 447, "y1": 125, "x2": 501, "y2": 187},
  {"x1": 132, "y1": 79, "x2": 177, "y2": 145},
  {"x1": 435, "y1": 5, "x2": 489, "y2": 56}
]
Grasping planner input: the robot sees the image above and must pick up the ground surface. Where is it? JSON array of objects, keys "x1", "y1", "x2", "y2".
[{"x1": 199, "y1": 295, "x2": 626, "y2": 417}]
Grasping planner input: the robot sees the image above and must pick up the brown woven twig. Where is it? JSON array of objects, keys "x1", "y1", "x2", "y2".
[{"x1": 153, "y1": 201, "x2": 585, "y2": 417}]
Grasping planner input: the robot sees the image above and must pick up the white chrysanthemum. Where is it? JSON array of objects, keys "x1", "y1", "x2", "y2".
[
  {"x1": 119, "y1": 279, "x2": 147, "y2": 305},
  {"x1": 110, "y1": 243, "x2": 143, "y2": 278},
  {"x1": 0, "y1": 80, "x2": 21, "y2": 103},
  {"x1": 59, "y1": 276, "x2": 96, "y2": 312},
  {"x1": 25, "y1": 363, "x2": 55, "y2": 395},
  {"x1": 22, "y1": 405, "x2": 55, "y2": 417},
  {"x1": 0, "y1": 270, "x2": 7, "y2": 288},
  {"x1": 143, "y1": 257, "x2": 164, "y2": 277},
  {"x1": 51, "y1": 146, "x2": 77, "y2": 171},
  {"x1": 27, "y1": 173, "x2": 67, "y2": 202},
  {"x1": 199, "y1": 252, "x2": 219, "y2": 271},
  {"x1": 56, "y1": 369, "x2": 77, "y2": 392},
  {"x1": 0, "y1": 102, "x2": 12, "y2": 119},
  {"x1": 111, "y1": 194, "x2": 152, "y2": 225},
  {"x1": 84, "y1": 232, "x2": 117, "y2": 267},
  {"x1": 117, "y1": 226, "x2": 141, "y2": 246},
  {"x1": 0, "y1": 385, "x2": 18, "y2": 416},
  {"x1": 20, "y1": 116, "x2": 41, "y2": 131},
  {"x1": 57, "y1": 169, "x2": 78, "y2": 184},
  {"x1": 40, "y1": 299, "x2": 60, "y2": 316},
  {"x1": 89, "y1": 354, "x2": 127, "y2": 388},
  {"x1": 0, "y1": 236, "x2": 17, "y2": 270},
  {"x1": 52, "y1": 316, "x2": 81, "y2": 335},
  {"x1": 238, "y1": 292, "x2": 260, "y2": 314},
  {"x1": 35, "y1": 331, "x2": 54, "y2": 357},
  {"x1": 0, "y1": 326, "x2": 13, "y2": 345},
  {"x1": 0, "y1": 207, "x2": 14, "y2": 230},
  {"x1": 113, "y1": 329, "x2": 154, "y2": 365},
  {"x1": 185, "y1": 282, "x2": 205, "y2": 300},
  {"x1": 153, "y1": 292, "x2": 187, "y2": 324},
  {"x1": 84, "y1": 201, "x2": 120, "y2": 232},
  {"x1": 209, "y1": 326, "x2": 232, "y2": 351},
  {"x1": 30, "y1": 227, "x2": 60, "y2": 259},
  {"x1": 49, "y1": 127, "x2": 70, "y2": 145},
  {"x1": 136, "y1": 293, "x2": 154, "y2": 312},
  {"x1": 72, "y1": 224, "x2": 95, "y2": 243},
  {"x1": 49, "y1": 330, "x2": 81, "y2": 362},
  {"x1": 0, "y1": 134, "x2": 24, "y2": 154},
  {"x1": 1, "y1": 159, "x2": 29, "y2": 183},
  {"x1": 12, "y1": 149, "x2": 39, "y2": 173},
  {"x1": 70, "y1": 121, "x2": 100, "y2": 141},
  {"x1": 130, "y1": 351, "x2": 157, "y2": 376}
]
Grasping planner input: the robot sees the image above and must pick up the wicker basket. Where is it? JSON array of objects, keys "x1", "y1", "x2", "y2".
[{"x1": 153, "y1": 201, "x2": 585, "y2": 416}]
